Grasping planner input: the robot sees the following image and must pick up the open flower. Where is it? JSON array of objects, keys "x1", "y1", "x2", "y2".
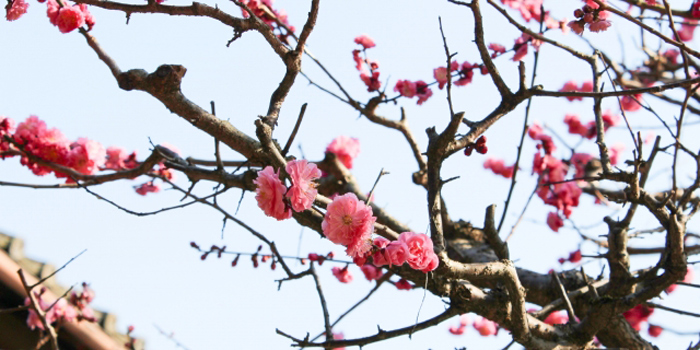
[
  {"x1": 286, "y1": 159, "x2": 321, "y2": 212},
  {"x1": 254, "y1": 166, "x2": 292, "y2": 221},
  {"x1": 321, "y1": 193, "x2": 376, "y2": 258}
]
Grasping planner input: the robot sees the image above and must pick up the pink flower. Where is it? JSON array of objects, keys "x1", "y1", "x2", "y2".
[
  {"x1": 79, "y1": 4, "x2": 95, "y2": 30},
  {"x1": 354, "y1": 34, "x2": 375, "y2": 49},
  {"x1": 399, "y1": 232, "x2": 439, "y2": 272},
  {"x1": 544, "y1": 310, "x2": 569, "y2": 325},
  {"x1": 135, "y1": 181, "x2": 160, "y2": 195},
  {"x1": 360, "y1": 264, "x2": 383, "y2": 281},
  {"x1": 588, "y1": 19, "x2": 611, "y2": 33},
  {"x1": 103, "y1": 147, "x2": 138, "y2": 170},
  {"x1": 0, "y1": 117, "x2": 15, "y2": 154},
  {"x1": 473, "y1": 317, "x2": 498, "y2": 336},
  {"x1": 326, "y1": 136, "x2": 360, "y2": 169},
  {"x1": 609, "y1": 143, "x2": 624, "y2": 165},
  {"x1": 6, "y1": 0, "x2": 28, "y2": 21},
  {"x1": 47, "y1": 0, "x2": 60, "y2": 24},
  {"x1": 623, "y1": 304, "x2": 653, "y2": 331},
  {"x1": 648, "y1": 324, "x2": 663, "y2": 337},
  {"x1": 568, "y1": 20, "x2": 585, "y2": 35},
  {"x1": 433, "y1": 63, "x2": 458, "y2": 90},
  {"x1": 528, "y1": 123, "x2": 556, "y2": 155},
  {"x1": 352, "y1": 50, "x2": 363, "y2": 72},
  {"x1": 286, "y1": 159, "x2": 321, "y2": 212},
  {"x1": 483, "y1": 158, "x2": 515, "y2": 178},
  {"x1": 360, "y1": 71, "x2": 381, "y2": 92},
  {"x1": 488, "y1": 43, "x2": 506, "y2": 57},
  {"x1": 332, "y1": 266, "x2": 353, "y2": 283},
  {"x1": 395, "y1": 278, "x2": 412, "y2": 290},
  {"x1": 373, "y1": 236, "x2": 390, "y2": 249},
  {"x1": 512, "y1": 42, "x2": 528, "y2": 61},
  {"x1": 620, "y1": 94, "x2": 642, "y2": 112},
  {"x1": 56, "y1": 5, "x2": 85, "y2": 33},
  {"x1": 679, "y1": 22, "x2": 697, "y2": 42},
  {"x1": 332, "y1": 332, "x2": 346, "y2": 350},
  {"x1": 385, "y1": 240, "x2": 410, "y2": 266},
  {"x1": 321, "y1": 193, "x2": 376, "y2": 258},
  {"x1": 547, "y1": 212, "x2": 564, "y2": 232},
  {"x1": 394, "y1": 80, "x2": 417, "y2": 98},
  {"x1": 449, "y1": 325, "x2": 466, "y2": 335},
  {"x1": 454, "y1": 62, "x2": 475, "y2": 86},
  {"x1": 560, "y1": 81, "x2": 583, "y2": 101},
  {"x1": 253, "y1": 166, "x2": 292, "y2": 221},
  {"x1": 67, "y1": 138, "x2": 106, "y2": 175},
  {"x1": 415, "y1": 81, "x2": 433, "y2": 105}
]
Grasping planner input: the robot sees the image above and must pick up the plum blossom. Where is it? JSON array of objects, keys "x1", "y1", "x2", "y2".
[
  {"x1": 285, "y1": 159, "x2": 321, "y2": 212},
  {"x1": 620, "y1": 94, "x2": 642, "y2": 111},
  {"x1": 547, "y1": 212, "x2": 564, "y2": 232},
  {"x1": 394, "y1": 80, "x2": 417, "y2": 98},
  {"x1": 648, "y1": 325, "x2": 663, "y2": 337},
  {"x1": 321, "y1": 193, "x2": 376, "y2": 258},
  {"x1": 331, "y1": 266, "x2": 353, "y2": 283},
  {"x1": 6, "y1": 0, "x2": 28, "y2": 21},
  {"x1": 360, "y1": 71, "x2": 381, "y2": 92},
  {"x1": 679, "y1": 21, "x2": 697, "y2": 42},
  {"x1": 103, "y1": 147, "x2": 138, "y2": 170},
  {"x1": 473, "y1": 317, "x2": 498, "y2": 336},
  {"x1": 395, "y1": 278, "x2": 412, "y2": 290},
  {"x1": 483, "y1": 158, "x2": 515, "y2": 178},
  {"x1": 544, "y1": 311, "x2": 569, "y2": 325},
  {"x1": 623, "y1": 304, "x2": 654, "y2": 331},
  {"x1": 372, "y1": 239, "x2": 409, "y2": 267},
  {"x1": 528, "y1": 123, "x2": 556, "y2": 155},
  {"x1": 254, "y1": 166, "x2": 292, "y2": 221},
  {"x1": 354, "y1": 34, "x2": 375, "y2": 49},
  {"x1": 415, "y1": 81, "x2": 433, "y2": 105},
  {"x1": 135, "y1": 181, "x2": 160, "y2": 196},
  {"x1": 326, "y1": 136, "x2": 360, "y2": 169},
  {"x1": 360, "y1": 264, "x2": 383, "y2": 281},
  {"x1": 399, "y1": 232, "x2": 439, "y2": 272},
  {"x1": 239, "y1": 0, "x2": 295, "y2": 41},
  {"x1": 433, "y1": 61, "x2": 459, "y2": 89},
  {"x1": 0, "y1": 117, "x2": 15, "y2": 154}
]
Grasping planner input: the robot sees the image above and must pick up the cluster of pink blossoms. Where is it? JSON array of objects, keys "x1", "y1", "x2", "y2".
[
  {"x1": 1, "y1": 116, "x2": 178, "y2": 195},
  {"x1": 529, "y1": 124, "x2": 582, "y2": 231},
  {"x1": 370, "y1": 232, "x2": 439, "y2": 273},
  {"x1": 239, "y1": 0, "x2": 295, "y2": 42},
  {"x1": 25, "y1": 284, "x2": 96, "y2": 331},
  {"x1": 568, "y1": 0, "x2": 611, "y2": 34},
  {"x1": 254, "y1": 159, "x2": 321, "y2": 221},
  {"x1": 8, "y1": 116, "x2": 106, "y2": 180},
  {"x1": 433, "y1": 60, "x2": 488, "y2": 90},
  {"x1": 47, "y1": 0, "x2": 95, "y2": 33},
  {"x1": 352, "y1": 35, "x2": 382, "y2": 92},
  {"x1": 512, "y1": 33, "x2": 542, "y2": 61},
  {"x1": 331, "y1": 266, "x2": 353, "y2": 283}
]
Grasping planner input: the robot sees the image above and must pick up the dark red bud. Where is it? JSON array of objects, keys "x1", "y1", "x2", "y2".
[
  {"x1": 201, "y1": 253, "x2": 209, "y2": 260},
  {"x1": 574, "y1": 8, "x2": 584, "y2": 18},
  {"x1": 190, "y1": 241, "x2": 199, "y2": 249},
  {"x1": 232, "y1": 254, "x2": 240, "y2": 267}
]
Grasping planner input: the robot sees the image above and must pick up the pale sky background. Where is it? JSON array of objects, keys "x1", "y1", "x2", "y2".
[{"x1": 1, "y1": 0, "x2": 700, "y2": 349}]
